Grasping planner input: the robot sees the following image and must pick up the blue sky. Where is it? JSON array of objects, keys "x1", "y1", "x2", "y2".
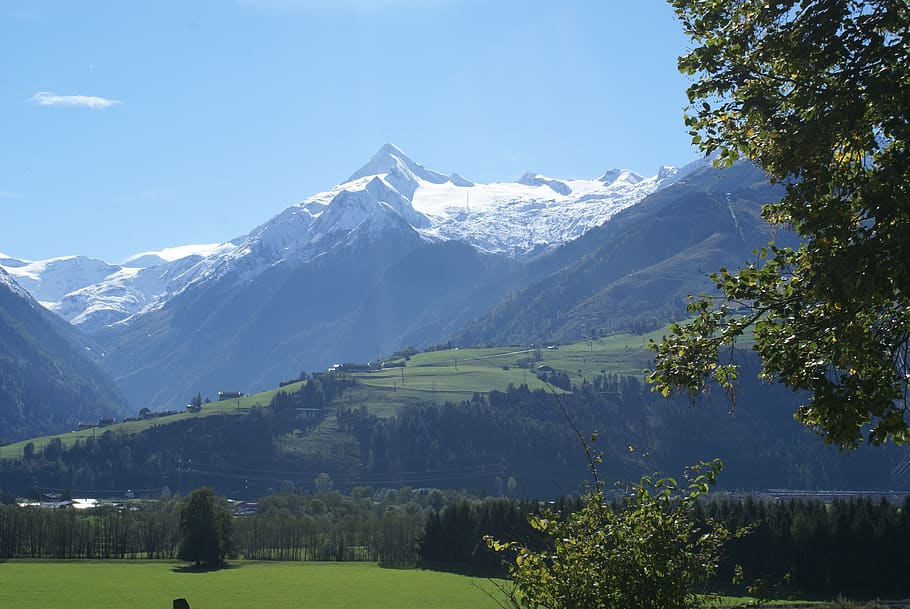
[{"x1": 1, "y1": 0, "x2": 696, "y2": 263}]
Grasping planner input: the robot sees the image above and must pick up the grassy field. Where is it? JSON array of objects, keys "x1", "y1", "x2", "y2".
[
  {"x1": 0, "y1": 560, "x2": 507, "y2": 609},
  {"x1": 345, "y1": 331, "x2": 661, "y2": 417},
  {"x1": 0, "y1": 559, "x2": 816, "y2": 609}
]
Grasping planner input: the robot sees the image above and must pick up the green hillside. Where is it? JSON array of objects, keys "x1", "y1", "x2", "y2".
[
  {"x1": 0, "y1": 383, "x2": 303, "y2": 460},
  {"x1": 0, "y1": 332, "x2": 660, "y2": 460},
  {"x1": 345, "y1": 332, "x2": 659, "y2": 415},
  {"x1": 2, "y1": 325, "x2": 905, "y2": 496}
]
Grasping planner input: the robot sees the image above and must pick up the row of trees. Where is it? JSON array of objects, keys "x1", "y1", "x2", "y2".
[
  {"x1": 0, "y1": 485, "x2": 470, "y2": 566},
  {"x1": 235, "y1": 485, "x2": 481, "y2": 567},
  {"x1": 0, "y1": 500, "x2": 181, "y2": 560},
  {"x1": 236, "y1": 503, "x2": 423, "y2": 566},
  {"x1": 4, "y1": 480, "x2": 910, "y2": 595},
  {"x1": 712, "y1": 495, "x2": 910, "y2": 596}
]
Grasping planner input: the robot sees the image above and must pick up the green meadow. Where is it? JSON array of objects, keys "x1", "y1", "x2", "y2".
[
  {"x1": 345, "y1": 331, "x2": 660, "y2": 417},
  {"x1": 0, "y1": 560, "x2": 812, "y2": 609},
  {"x1": 0, "y1": 561, "x2": 507, "y2": 609}
]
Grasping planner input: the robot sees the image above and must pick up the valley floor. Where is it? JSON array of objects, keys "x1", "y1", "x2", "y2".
[{"x1": 0, "y1": 560, "x2": 505, "y2": 609}]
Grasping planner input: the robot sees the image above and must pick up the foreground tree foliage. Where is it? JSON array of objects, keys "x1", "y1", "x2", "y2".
[
  {"x1": 177, "y1": 487, "x2": 235, "y2": 567},
  {"x1": 486, "y1": 460, "x2": 731, "y2": 609},
  {"x1": 648, "y1": 0, "x2": 910, "y2": 447}
]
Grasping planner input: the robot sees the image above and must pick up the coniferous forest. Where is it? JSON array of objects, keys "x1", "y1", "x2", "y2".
[{"x1": 2, "y1": 370, "x2": 906, "y2": 499}]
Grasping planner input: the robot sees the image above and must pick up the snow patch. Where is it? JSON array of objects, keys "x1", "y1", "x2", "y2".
[{"x1": 122, "y1": 242, "x2": 236, "y2": 268}]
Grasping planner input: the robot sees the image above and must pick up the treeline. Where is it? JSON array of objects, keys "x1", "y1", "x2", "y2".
[
  {"x1": 0, "y1": 486, "x2": 470, "y2": 566},
  {"x1": 0, "y1": 500, "x2": 181, "y2": 559},
  {"x1": 417, "y1": 494, "x2": 910, "y2": 598},
  {"x1": 3, "y1": 487, "x2": 910, "y2": 598},
  {"x1": 235, "y1": 487, "x2": 438, "y2": 567},
  {"x1": 710, "y1": 495, "x2": 910, "y2": 597},
  {"x1": 417, "y1": 496, "x2": 564, "y2": 573},
  {"x1": 0, "y1": 486, "x2": 565, "y2": 570}
]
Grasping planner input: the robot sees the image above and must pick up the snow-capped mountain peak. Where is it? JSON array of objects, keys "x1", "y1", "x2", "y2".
[
  {"x1": 348, "y1": 143, "x2": 449, "y2": 186},
  {"x1": 0, "y1": 145, "x2": 698, "y2": 332},
  {"x1": 2, "y1": 255, "x2": 121, "y2": 306}
]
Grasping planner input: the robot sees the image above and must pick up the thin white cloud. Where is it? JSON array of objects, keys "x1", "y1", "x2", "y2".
[
  {"x1": 0, "y1": 191, "x2": 24, "y2": 199},
  {"x1": 1, "y1": 5, "x2": 47, "y2": 22},
  {"x1": 30, "y1": 92, "x2": 121, "y2": 110}
]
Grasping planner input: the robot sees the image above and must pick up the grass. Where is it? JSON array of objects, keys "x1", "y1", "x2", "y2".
[
  {"x1": 345, "y1": 331, "x2": 660, "y2": 417},
  {"x1": 0, "y1": 560, "x2": 507, "y2": 609},
  {"x1": 0, "y1": 560, "x2": 824, "y2": 609}
]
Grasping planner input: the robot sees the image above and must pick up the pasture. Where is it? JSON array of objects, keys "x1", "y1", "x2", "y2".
[
  {"x1": 346, "y1": 331, "x2": 659, "y2": 417},
  {"x1": 0, "y1": 560, "x2": 506, "y2": 609}
]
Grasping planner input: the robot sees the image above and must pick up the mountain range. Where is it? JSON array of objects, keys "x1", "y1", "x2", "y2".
[
  {"x1": 1, "y1": 145, "x2": 779, "y2": 422},
  {"x1": 1, "y1": 144, "x2": 693, "y2": 333}
]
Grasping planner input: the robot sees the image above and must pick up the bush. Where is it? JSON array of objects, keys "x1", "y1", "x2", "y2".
[{"x1": 487, "y1": 460, "x2": 730, "y2": 609}]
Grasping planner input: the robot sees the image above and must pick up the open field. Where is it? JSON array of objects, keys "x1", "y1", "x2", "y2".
[
  {"x1": 346, "y1": 331, "x2": 660, "y2": 417},
  {"x1": 0, "y1": 560, "x2": 507, "y2": 609},
  {"x1": 0, "y1": 559, "x2": 825, "y2": 609}
]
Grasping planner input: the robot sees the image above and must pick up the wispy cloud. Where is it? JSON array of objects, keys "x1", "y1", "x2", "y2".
[
  {"x1": 30, "y1": 92, "x2": 121, "y2": 109},
  {"x1": 1, "y1": 6, "x2": 47, "y2": 22},
  {"x1": 0, "y1": 191, "x2": 24, "y2": 199}
]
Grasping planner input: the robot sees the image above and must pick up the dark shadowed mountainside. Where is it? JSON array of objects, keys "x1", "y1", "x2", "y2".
[{"x1": 0, "y1": 269, "x2": 129, "y2": 442}]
